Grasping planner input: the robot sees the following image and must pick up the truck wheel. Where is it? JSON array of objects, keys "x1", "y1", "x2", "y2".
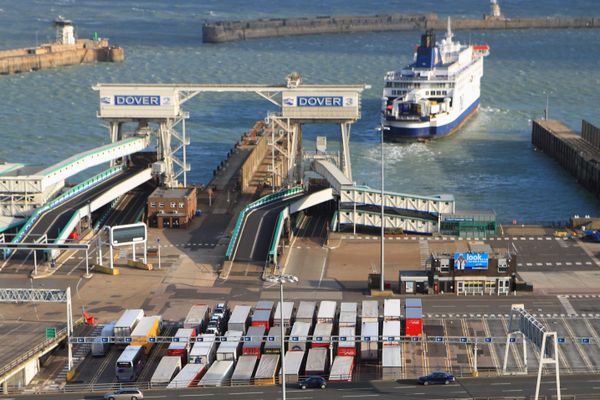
[
  {"x1": 131, "y1": 397, "x2": 138, "y2": 400},
  {"x1": 321, "y1": 384, "x2": 326, "y2": 389},
  {"x1": 301, "y1": 385, "x2": 306, "y2": 390}
]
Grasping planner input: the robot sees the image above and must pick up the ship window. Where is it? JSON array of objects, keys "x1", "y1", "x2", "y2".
[
  {"x1": 386, "y1": 82, "x2": 392, "y2": 87},
  {"x1": 426, "y1": 91, "x2": 429, "y2": 96}
]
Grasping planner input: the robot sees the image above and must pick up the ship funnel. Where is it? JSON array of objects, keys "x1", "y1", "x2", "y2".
[
  {"x1": 420, "y1": 30, "x2": 435, "y2": 48},
  {"x1": 446, "y1": 17, "x2": 453, "y2": 41}
]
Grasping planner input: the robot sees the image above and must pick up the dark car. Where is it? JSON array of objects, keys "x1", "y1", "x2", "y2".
[
  {"x1": 298, "y1": 376, "x2": 327, "y2": 389},
  {"x1": 417, "y1": 372, "x2": 455, "y2": 385}
]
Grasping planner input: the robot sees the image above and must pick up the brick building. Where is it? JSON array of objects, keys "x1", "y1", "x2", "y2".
[{"x1": 147, "y1": 187, "x2": 197, "y2": 228}]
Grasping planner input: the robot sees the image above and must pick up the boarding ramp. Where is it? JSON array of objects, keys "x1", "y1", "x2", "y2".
[
  {"x1": 337, "y1": 209, "x2": 438, "y2": 233},
  {"x1": 311, "y1": 160, "x2": 353, "y2": 194}
]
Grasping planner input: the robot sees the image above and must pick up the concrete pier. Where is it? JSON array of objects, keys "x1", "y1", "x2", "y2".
[
  {"x1": 202, "y1": 14, "x2": 600, "y2": 43},
  {"x1": 532, "y1": 119, "x2": 600, "y2": 198},
  {"x1": 0, "y1": 39, "x2": 123, "y2": 75}
]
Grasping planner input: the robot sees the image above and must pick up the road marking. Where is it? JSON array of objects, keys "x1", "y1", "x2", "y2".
[
  {"x1": 317, "y1": 248, "x2": 329, "y2": 288},
  {"x1": 491, "y1": 382, "x2": 511, "y2": 385},
  {"x1": 180, "y1": 395, "x2": 214, "y2": 397},
  {"x1": 229, "y1": 392, "x2": 264, "y2": 395},
  {"x1": 394, "y1": 386, "x2": 417, "y2": 389},
  {"x1": 342, "y1": 395, "x2": 380, "y2": 398},
  {"x1": 337, "y1": 388, "x2": 371, "y2": 391},
  {"x1": 145, "y1": 396, "x2": 167, "y2": 399},
  {"x1": 502, "y1": 389, "x2": 523, "y2": 392}
]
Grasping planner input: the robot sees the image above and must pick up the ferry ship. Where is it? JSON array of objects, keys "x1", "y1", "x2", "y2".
[{"x1": 381, "y1": 20, "x2": 489, "y2": 140}]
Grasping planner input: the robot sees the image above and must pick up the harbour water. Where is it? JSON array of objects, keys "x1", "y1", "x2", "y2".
[{"x1": 1, "y1": 1, "x2": 600, "y2": 222}]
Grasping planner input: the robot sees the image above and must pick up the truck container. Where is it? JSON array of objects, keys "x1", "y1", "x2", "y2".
[
  {"x1": 382, "y1": 346, "x2": 402, "y2": 380},
  {"x1": 295, "y1": 301, "x2": 316, "y2": 324},
  {"x1": 243, "y1": 326, "x2": 265, "y2": 357},
  {"x1": 231, "y1": 355, "x2": 258, "y2": 385},
  {"x1": 329, "y1": 356, "x2": 354, "y2": 381},
  {"x1": 167, "y1": 363, "x2": 207, "y2": 389},
  {"x1": 311, "y1": 322, "x2": 332, "y2": 348},
  {"x1": 264, "y1": 326, "x2": 282, "y2": 354},
  {"x1": 198, "y1": 360, "x2": 235, "y2": 387},
  {"x1": 361, "y1": 300, "x2": 379, "y2": 323},
  {"x1": 114, "y1": 309, "x2": 144, "y2": 337},
  {"x1": 405, "y1": 298, "x2": 423, "y2": 309},
  {"x1": 405, "y1": 307, "x2": 423, "y2": 337},
  {"x1": 384, "y1": 299, "x2": 401, "y2": 321},
  {"x1": 273, "y1": 301, "x2": 294, "y2": 327},
  {"x1": 340, "y1": 302, "x2": 357, "y2": 315},
  {"x1": 91, "y1": 322, "x2": 115, "y2": 357},
  {"x1": 150, "y1": 356, "x2": 182, "y2": 386},
  {"x1": 255, "y1": 300, "x2": 274, "y2": 311},
  {"x1": 305, "y1": 347, "x2": 329, "y2": 376},
  {"x1": 131, "y1": 315, "x2": 162, "y2": 354},
  {"x1": 360, "y1": 322, "x2": 379, "y2": 361},
  {"x1": 216, "y1": 330, "x2": 243, "y2": 361},
  {"x1": 339, "y1": 310, "x2": 357, "y2": 328},
  {"x1": 317, "y1": 301, "x2": 336, "y2": 323},
  {"x1": 383, "y1": 320, "x2": 401, "y2": 346},
  {"x1": 289, "y1": 321, "x2": 311, "y2": 351},
  {"x1": 228, "y1": 305, "x2": 251, "y2": 333},
  {"x1": 337, "y1": 326, "x2": 356, "y2": 357},
  {"x1": 183, "y1": 304, "x2": 210, "y2": 333},
  {"x1": 251, "y1": 309, "x2": 272, "y2": 330},
  {"x1": 167, "y1": 328, "x2": 197, "y2": 365},
  {"x1": 254, "y1": 353, "x2": 280, "y2": 385},
  {"x1": 188, "y1": 334, "x2": 216, "y2": 365},
  {"x1": 281, "y1": 350, "x2": 305, "y2": 383}
]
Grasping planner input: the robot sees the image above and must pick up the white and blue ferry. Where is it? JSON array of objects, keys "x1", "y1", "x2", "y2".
[{"x1": 381, "y1": 20, "x2": 489, "y2": 141}]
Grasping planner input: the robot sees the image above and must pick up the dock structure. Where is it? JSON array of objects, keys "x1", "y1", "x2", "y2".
[
  {"x1": 202, "y1": 14, "x2": 600, "y2": 43},
  {"x1": 532, "y1": 119, "x2": 600, "y2": 197}
]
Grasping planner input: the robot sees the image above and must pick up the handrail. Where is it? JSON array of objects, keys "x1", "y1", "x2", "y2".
[
  {"x1": 268, "y1": 207, "x2": 288, "y2": 258},
  {"x1": 10, "y1": 166, "x2": 123, "y2": 248},
  {"x1": 226, "y1": 186, "x2": 303, "y2": 260}
]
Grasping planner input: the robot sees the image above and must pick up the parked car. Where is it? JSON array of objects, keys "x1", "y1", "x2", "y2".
[
  {"x1": 417, "y1": 372, "x2": 455, "y2": 385},
  {"x1": 213, "y1": 303, "x2": 228, "y2": 320},
  {"x1": 298, "y1": 375, "x2": 327, "y2": 389},
  {"x1": 205, "y1": 316, "x2": 222, "y2": 335},
  {"x1": 103, "y1": 388, "x2": 144, "y2": 400}
]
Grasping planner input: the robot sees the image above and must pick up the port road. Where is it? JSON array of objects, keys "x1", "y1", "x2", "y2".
[{"x1": 5, "y1": 374, "x2": 600, "y2": 399}]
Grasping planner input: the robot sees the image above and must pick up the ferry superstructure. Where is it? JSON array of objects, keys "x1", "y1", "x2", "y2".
[{"x1": 381, "y1": 21, "x2": 489, "y2": 140}]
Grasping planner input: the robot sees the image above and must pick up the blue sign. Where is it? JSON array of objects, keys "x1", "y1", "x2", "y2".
[
  {"x1": 509, "y1": 337, "x2": 516, "y2": 343},
  {"x1": 125, "y1": 337, "x2": 132, "y2": 343},
  {"x1": 363, "y1": 336, "x2": 371, "y2": 342},
  {"x1": 149, "y1": 337, "x2": 156, "y2": 343},
  {"x1": 453, "y1": 252, "x2": 489, "y2": 270},
  {"x1": 558, "y1": 337, "x2": 565, "y2": 344},
  {"x1": 196, "y1": 337, "x2": 203, "y2": 342},
  {"x1": 268, "y1": 336, "x2": 275, "y2": 342},
  {"x1": 340, "y1": 336, "x2": 347, "y2": 342},
  {"x1": 316, "y1": 336, "x2": 323, "y2": 342},
  {"x1": 387, "y1": 337, "x2": 395, "y2": 342},
  {"x1": 460, "y1": 337, "x2": 468, "y2": 343},
  {"x1": 411, "y1": 336, "x2": 420, "y2": 342},
  {"x1": 244, "y1": 336, "x2": 251, "y2": 342},
  {"x1": 77, "y1": 338, "x2": 85, "y2": 343},
  {"x1": 221, "y1": 337, "x2": 227, "y2": 342},
  {"x1": 484, "y1": 337, "x2": 492, "y2": 343},
  {"x1": 171, "y1": 337, "x2": 179, "y2": 343},
  {"x1": 297, "y1": 96, "x2": 343, "y2": 107},
  {"x1": 114, "y1": 95, "x2": 161, "y2": 106},
  {"x1": 292, "y1": 336, "x2": 299, "y2": 341},
  {"x1": 101, "y1": 337, "x2": 109, "y2": 343},
  {"x1": 582, "y1": 337, "x2": 590, "y2": 344},
  {"x1": 436, "y1": 337, "x2": 444, "y2": 342}
]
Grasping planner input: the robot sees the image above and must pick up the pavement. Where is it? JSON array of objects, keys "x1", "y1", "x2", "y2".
[{"x1": 3, "y1": 374, "x2": 599, "y2": 399}]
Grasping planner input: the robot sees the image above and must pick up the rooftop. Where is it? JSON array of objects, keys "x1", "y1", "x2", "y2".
[{"x1": 149, "y1": 187, "x2": 194, "y2": 199}]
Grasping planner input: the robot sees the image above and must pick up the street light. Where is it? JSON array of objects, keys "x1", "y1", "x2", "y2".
[
  {"x1": 272, "y1": 273, "x2": 298, "y2": 400},
  {"x1": 376, "y1": 125, "x2": 390, "y2": 292},
  {"x1": 156, "y1": 237, "x2": 161, "y2": 270}
]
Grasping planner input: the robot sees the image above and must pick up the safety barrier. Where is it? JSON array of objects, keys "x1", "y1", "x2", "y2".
[
  {"x1": 10, "y1": 166, "x2": 123, "y2": 248},
  {"x1": 267, "y1": 206, "x2": 289, "y2": 261},
  {"x1": 225, "y1": 186, "x2": 303, "y2": 260},
  {"x1": 93, "y1": 196, "x2": 121, "y2": 231}
]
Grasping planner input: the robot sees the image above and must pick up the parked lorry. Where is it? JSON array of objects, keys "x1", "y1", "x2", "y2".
[
  {"x1": 188, "y1": 334, "x2": 216, "y2": 365},
  {"x1": 317, "y1": 301, "x2": 336, "y2": 323},
  {"x1": 281, "y1": 350, "x2": 305, "y2": 383},
  {"x1": 216, "y1": 330, "x2": 243, "y2": 361},
  {"x1": 384, "y1": 299, "x2": 401, "y2": 321},
  {"x1": 91, "y1": 322, "x2": 115, "y2": 357},
  {"x1": 150, "y1": 356, "x2": 182, "y2": 386},
  {"x1": 311, "y1": 322, "x2": 332, "y2": 348},
  {"x1": 114, "y1": 309, "x2": 144, "y2": 338},
  {"x1": 251, "y1": 309, "x2": 272, "y2": 330},
  {"x1": 289, "y1": 321, "x2": 311, "y2": 351},
  {"x1": 198, "y1": 360, "x2": 235, "y2": 386},
  {"x1": 243, "y1": 326, "x2": 265, "y2": 357},
  {"x1": 183, "y1": 304, "x2": 210, "y2": 333},
  {"x1": 337, "y1": 326, "x2": 356, "y2": 357},
  {"x1": 296, "y1": 301, "x2": 316, "y2": 324},
  {"x1": 360, "y1": 321, "x2": 379, "y2": 361},
  {"x1": 339, "y1": 302, "x2": 357, "y2": 328},
  {"x1": 228, "y1": 305, "x2": 251, "y2": 333},
  {"x1": 305, "y1": 347, "x2": 329, "y2": 376},
  {"x1": 361, "y1": 300, "x2": 379, "y2": 323},
  {"x1": 231, "y1": 355, "x2": 258, "y2": 385},
  {"x1": 273, "y1": 301, "x2": 294, "y2": 328},
  {"x1": 254, "y1": 353, "x2": 280, "y2": 385},
  {"x1": 131, "y1": 315, "x2": 162, "y2": 354},
  {"x1": 405, "y1": 307, "x2": 423, "y2": 337},
  {"x1": 167, "y1": 328, "x2": 197, "y2": 364},
  {"x1": 329, "y1": 356, "x2": 354, "y2": 382},
  {"x1": 264, "y1": 326, "x2": 282, "y2": 354},
  {"x1": 167, "y1": 363, "x2": 207, "y2": 388}
]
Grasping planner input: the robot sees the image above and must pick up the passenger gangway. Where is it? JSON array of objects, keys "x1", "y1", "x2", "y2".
[{"x1": 7, "y1": 165, "x2": 152, "y2": 258}]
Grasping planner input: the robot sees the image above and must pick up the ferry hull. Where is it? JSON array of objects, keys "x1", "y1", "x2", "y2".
[{"x1": 383, "y1": 98, "x2": 480, "y2": 141}]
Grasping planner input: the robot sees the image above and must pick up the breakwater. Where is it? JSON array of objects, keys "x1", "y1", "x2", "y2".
[
  {"x1": 532, "y1": 119, "x2": 600, "y2": 198},
  {"x1": 0, "y1": 39, "x2": 124, "y2": 75},
  {"x1": 202, "y1": 14, "x2": 600, "y2": 43}
]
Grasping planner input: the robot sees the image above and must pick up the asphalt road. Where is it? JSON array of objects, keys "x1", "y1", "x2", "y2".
[{"x1": 4, "y1": 374, "x2": 598, "y2": 399}]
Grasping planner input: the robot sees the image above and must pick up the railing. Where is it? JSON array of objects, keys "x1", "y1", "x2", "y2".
[
  {"x1": 9, "y1": 165, "x2": 123, "y2": 248},
  {"x1": 0, "y1": 327, "x2": 68, "y2": 382},
  {"x1": 267, "y1": 207, "x2": 288, "y2": 260},
  {"x1": 225, "y1": 186, "x2": 303, "y2": 260}
]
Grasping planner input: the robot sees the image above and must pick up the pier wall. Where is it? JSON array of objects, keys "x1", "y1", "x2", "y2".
[
  {"x1": 532, "y1": 119, "x2": 600, "y2": 198},
  {"x1": 202, "y1": 14, "x2": 600, "y2": 43},
  {"x1": 0, "y1": 39, "x2": 123, "y2": 75}
]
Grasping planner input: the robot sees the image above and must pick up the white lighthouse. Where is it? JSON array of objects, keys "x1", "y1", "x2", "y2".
[{"x1": 54, "y1": 16, "x2": 76, "y2": 45}]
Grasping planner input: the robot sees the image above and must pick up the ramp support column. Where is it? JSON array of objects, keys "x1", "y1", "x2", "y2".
[{"x1": 340, "y1": 122, "x2": 352, "y2": 181}]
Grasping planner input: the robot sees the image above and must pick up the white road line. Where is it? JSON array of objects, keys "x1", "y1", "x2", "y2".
[
  {"x1": 229, "y1": 392, "x2": 264, "y2": 395},
  {"x1": 317, "y1": 248, "x2": 329, "y2": 288},
  {"x1": 180, "y1": 395, "x2": 214, "y2": 397},
  {"x1": 394, "y1": 386, "x2": 417, "y2": 389},
  {"x1": 337, "y1": 388, "x2": 371, "y2": 391},
  {"x1": 491, "y1": 382, "x2": 511, "y2": 386},
  {"x1": 145, "y1": 396, "x2": 167, "y2": 399},
  {"x1": 502, "y1": 389, "x2": 523, "y2": 392},
  {"x1": 342, "y1": 395, "x2": 380, "y2": 398}
]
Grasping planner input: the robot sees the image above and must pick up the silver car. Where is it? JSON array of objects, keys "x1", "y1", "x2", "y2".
[{"x1": 103, "y1": 388, "x2": 144, "y2": 400}]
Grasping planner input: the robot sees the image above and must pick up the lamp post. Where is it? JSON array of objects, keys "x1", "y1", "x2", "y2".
[
  {"x1": 157, "y1": 237, "x2": 161, "y2": 270},
  {"x1": 377, "y1": 125, "x2": 390, "y2": 292},
  {"x1": 273, "y1": 273, "x2": 298, "y2": 400}
]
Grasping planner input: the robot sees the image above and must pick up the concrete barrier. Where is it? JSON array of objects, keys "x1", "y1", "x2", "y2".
[
  {"x1": 92, "y1": 264, "x2": 120, "y2": 275},
  {"x1": 127, "y1": 260, "x2": 153, "y2": 271}
]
